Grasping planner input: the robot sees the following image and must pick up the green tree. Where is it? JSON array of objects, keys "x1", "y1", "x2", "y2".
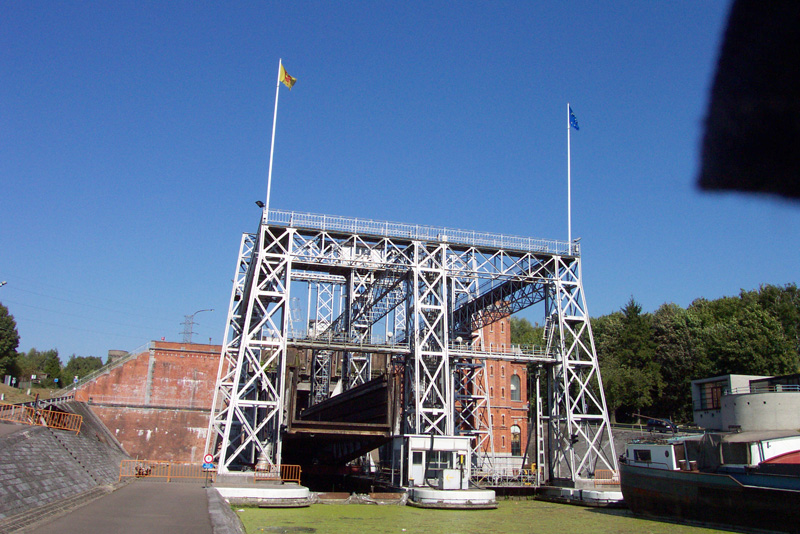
[
  {"x1": 42, "y1": 350, "x2": 62, "y2": 387},
  {"x1": 593, "y1": 298, "x2": 662, "y2": 423},
  {"x1": 690, "y1": 293, "x2": 798, "y2": 376},
  {"x1": 0, "y1": 303, "x2": 20, "y2": 378},
  {"x1": 17, "y1": 348, "x2": 60, "y2": 383},
  {"x1": 61, "y1": 355, "x2": 103, "y2": 385},
  {"x1": 746, "y1": 283, "x2": 800, "y2": 356},
  {"x1": 703, "y1": 301, "x2": 796, "y2": 376},
  {"x1": 509, "y1": 316, "x2": 543, "y2": 345},
  {"x1": 652, "y1": 303, "x2": 707, "y2": 422}
]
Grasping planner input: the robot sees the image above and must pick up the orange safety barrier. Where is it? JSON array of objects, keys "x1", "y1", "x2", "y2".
[
  {"x1": 0, "y1": 402, "x2": 82, "y2": 434},
  {"x1": 254, "y1": 464, "x2": 302, "y2": 483},
  {"x1": 594, "y1": 469, "x2": 620, "y2": 486},
  {"x1": 281, "y1": 464, "x2": 302, "y2": 483},
  {"x1": 119, "y1": 460, "x2": 216, "y2": 482}
]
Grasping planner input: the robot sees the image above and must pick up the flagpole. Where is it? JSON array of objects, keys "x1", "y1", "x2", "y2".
[
  {"x1": 265, "y1": 59, "x2": 283, "y2": 220},
  {"x1": 567, "y1": 102, "x2": 572, "y2": 247}
]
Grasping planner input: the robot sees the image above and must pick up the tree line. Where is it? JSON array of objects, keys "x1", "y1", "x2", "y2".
[
  {"x1": 0, "y1": 303, "x2": 104, "y2": 389},
  {"x1": 512, "y1": 283, "x2": 800, "y2": 424}
]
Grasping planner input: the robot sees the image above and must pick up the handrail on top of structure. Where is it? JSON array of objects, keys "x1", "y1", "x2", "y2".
[
  {"x1": 53, "y1": 341, "x2": 154, "y2": 397},
  {"x1": 267, "y1": 209, "x2": 577, "y2": 256}
]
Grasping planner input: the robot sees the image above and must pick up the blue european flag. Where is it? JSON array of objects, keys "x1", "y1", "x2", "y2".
[{"x1": 569, "y1": 106, "x2": 580, "y2": 130}]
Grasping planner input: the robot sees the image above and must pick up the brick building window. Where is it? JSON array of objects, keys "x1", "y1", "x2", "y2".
[
  {"x1": 501, "y1": 387, "x2": 505, "y2": 399},
  {"x1": 489, "y1": 365, "x2": 494, "y2": 376},
  {"x1": 501, "y1": 414, "x2": 505, "y2": 427},
  {"x1": 501, "y1": 321, "x2": 505, "y2": 333},
  {"x1": 510, "y1": 374, "x2": 521, "y2": 401},
  {"x1": 501, "y1": 366, "x2": 505, "y2": 377},
  {"x1": 511, "y1": 425, "x2": 521, "y2": 456}
]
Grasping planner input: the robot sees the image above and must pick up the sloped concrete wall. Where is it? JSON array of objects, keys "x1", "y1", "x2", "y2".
[{"x1": 0, "y1": 415, "x2": 128, "y2": 519}]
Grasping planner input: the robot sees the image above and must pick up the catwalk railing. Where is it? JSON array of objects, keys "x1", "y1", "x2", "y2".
[
  {"x1": 268, "y1": 209, "x2": 576, "y2": 256},
  {"x1": 53, "y1": 341, "x2": 154, "y2": 396},
  {"x1": 80, "y1": 394, "x2": 211, "y2": 410}
]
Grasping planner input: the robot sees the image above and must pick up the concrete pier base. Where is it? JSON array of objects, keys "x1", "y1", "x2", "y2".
[
  {"x1": 537, "y1": 486, "x2": 624, "y2": 507},
  {"x1": 407, "y1": 488, "x2": 497, "y2": 509},
  {"x1": 214, "y1": 473, "x2": 312, "y2": 508}
]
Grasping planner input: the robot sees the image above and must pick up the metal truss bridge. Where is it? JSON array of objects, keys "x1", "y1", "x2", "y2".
[{"x1": 205, "y1": 209, "x2": 618, "y2": 486}]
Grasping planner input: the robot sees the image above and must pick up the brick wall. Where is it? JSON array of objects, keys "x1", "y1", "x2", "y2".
[
  {"x1": 74, "y1": 341, "x2": 221, "y2": 462},
  {"x1": 482, "y1": 316, "x2": 529, "y2": 463}
]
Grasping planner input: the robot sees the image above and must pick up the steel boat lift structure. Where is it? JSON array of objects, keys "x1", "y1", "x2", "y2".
[{"x1": 205, "y1": 208, "x2": 618, "y2": 487}]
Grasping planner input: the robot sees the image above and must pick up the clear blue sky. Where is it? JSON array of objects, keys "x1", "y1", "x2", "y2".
[{"x1": 3, "y1": 1, "x2": 799, "y2": 361}]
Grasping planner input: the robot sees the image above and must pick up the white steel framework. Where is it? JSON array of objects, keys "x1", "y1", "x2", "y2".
[{"x1": 206, "y1": 209, "x2": 618, "y2": 483}]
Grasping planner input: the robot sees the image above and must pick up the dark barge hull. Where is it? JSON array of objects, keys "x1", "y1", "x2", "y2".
[{"x1": 619, "y1": 463, "x2": 800, "y2": 533}]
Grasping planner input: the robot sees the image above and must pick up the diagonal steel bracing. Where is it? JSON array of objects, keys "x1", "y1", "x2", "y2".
[
  {"x1": 207, "y1": 209, "x2": 617, "y2": 485},
  {"x1": 545, "y1": 255, "x2": 617, "y2": 483}
]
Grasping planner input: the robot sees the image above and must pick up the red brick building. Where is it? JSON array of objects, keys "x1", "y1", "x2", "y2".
[{"x1": 482, "y1": 316, "x2": 528, "y2": 464}]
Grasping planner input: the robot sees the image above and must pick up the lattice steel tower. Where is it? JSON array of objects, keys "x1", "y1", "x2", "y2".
[{"x1": 206, "y1": 209, "x2": 618, "y2": 485}]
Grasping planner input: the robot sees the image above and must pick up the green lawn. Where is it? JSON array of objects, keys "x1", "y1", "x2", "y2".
[{"x1": 236, "y1": 499, "x2": 728, "y2": 534}]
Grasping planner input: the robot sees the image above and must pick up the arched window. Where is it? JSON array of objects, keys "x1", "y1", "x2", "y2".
[
  {"x1": 510, "y1": 374, "x2": 521, "y2": 401},
  {"x1": 511, "y1": 425, "x2": 521, "y2": 456}
]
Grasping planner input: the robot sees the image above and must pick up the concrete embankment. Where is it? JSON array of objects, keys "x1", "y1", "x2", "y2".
[{"x1": 0, "y1": 401, "x2": 128, "y2": 526}]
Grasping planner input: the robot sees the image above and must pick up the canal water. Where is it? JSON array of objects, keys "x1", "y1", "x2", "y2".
[{"x1": 236, "y1": 499, "x2": 730, "y2": 534}]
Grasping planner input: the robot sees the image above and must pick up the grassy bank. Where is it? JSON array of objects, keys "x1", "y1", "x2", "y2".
[
  {"x1": 0, "y1": 384, "x2": 60, "y2": 404},
  {"x1": 236, "y1": 499, "x2": 727, "y2": 534}
]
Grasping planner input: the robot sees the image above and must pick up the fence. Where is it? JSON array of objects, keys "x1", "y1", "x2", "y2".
[
  {"x1": 268, "y1": 209, "x2": 573, "y2": 256},
  {"x1": 473, "y1": 465, "x2": 538, "y2": 486},
  {"x1": 254, "y1": 464, "x2": 302, "y2": 483},
  {"x1": 119, "y1": 460, "x2": 215, "y2": 482},
  {"x1": 0, "y1": 402, "x2": 83, "y2": 433}
]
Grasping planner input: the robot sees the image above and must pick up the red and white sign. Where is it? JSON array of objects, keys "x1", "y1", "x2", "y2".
[{"x1": 203, "y1": 454, "x2": 214, "y2": 464}]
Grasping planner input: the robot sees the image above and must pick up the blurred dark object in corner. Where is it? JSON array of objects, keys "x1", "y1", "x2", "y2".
[{"x1": 698, "y1": 0, "x2": 800, "y2": 200}]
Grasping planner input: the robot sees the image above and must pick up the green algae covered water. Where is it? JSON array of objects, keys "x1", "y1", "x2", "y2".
[{"x1": 236, "y1": 499, "x2": 729, "y2": 534}]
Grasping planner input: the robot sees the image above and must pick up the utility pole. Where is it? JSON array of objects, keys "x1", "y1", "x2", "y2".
[{"x1": 181, "y1": 309, "x2": 214, "y2": 343}]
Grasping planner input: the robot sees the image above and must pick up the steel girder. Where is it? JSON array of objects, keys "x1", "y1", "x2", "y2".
[
  {"x1": 207, "y1": 225, "x2": 294, "y2": 473},
  {"x1": 343, "y1": 269, "x2": 374, "y2": 389},
  {"x1": 453, "y1": 357, "x2": 495, "y2": 471},
  {"x1": 311, "y1": 281, "x2": 336, "y2": 404},
  {"x1": 404, "y1": 243, "x2": 452, "y2": 436},
  {"x1": 208, "y1": 212, "x2": 616, "y2": 486},
  {"x1": 544, "y1": 255, "x2": 618, "y2": 483},
  {"x1": 206, "y1": 232, "x2": 256, "y2": 459}
]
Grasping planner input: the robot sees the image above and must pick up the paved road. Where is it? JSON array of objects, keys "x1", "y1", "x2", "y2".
[{"x1": 28, "y1": 481, "x2": 215, "y2": 534}]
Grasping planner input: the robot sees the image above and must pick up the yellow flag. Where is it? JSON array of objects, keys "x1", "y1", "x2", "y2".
[{"x1": 279, "y1": 64, "x2": 296, "y2": 90}]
